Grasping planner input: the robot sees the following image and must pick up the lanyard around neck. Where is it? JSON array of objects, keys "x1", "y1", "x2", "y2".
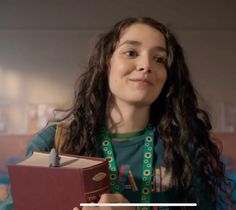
[{"x1": 100, "y1": 125, "x2": 155, "y2": 210}]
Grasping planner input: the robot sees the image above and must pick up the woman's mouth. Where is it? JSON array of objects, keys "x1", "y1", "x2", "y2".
[{"x1": 129, "y1": 78, "x2": 152, "y2": 85}]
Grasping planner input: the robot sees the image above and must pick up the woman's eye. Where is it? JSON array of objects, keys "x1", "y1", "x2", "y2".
[
  {"x1": 154, "y1": 56, "x2": 167, "y2": 65},
  {"x1": 124, "y1": 50, "x2": 138, "y2": 57}
]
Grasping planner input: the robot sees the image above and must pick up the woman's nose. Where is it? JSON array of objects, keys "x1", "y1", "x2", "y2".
[{"x1": 136, "y1": 56, "x2": 152, "y2": 73}]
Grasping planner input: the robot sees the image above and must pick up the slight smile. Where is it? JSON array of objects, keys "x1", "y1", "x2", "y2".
[{"x1": 129, "y1": 78, "x2": 153, "y2": 85}]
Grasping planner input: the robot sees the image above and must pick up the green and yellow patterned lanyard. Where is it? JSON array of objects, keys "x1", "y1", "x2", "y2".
[{"x1": 101, "y1": 124, "x2": 155, "y2": 210}]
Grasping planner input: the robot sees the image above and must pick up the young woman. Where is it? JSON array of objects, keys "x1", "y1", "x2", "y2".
[{"x1": 3, "y1": 17, "x2": 233, "y2": 210}]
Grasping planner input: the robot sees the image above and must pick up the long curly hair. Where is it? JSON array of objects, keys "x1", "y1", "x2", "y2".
[{"x1": 56, "y1": 17, "x2": 233, "y2": 208}]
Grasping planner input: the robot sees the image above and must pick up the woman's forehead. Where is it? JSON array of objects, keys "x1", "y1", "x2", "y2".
[{"x1": 117, "y1": 23, "x2": 166, "y2": 48}]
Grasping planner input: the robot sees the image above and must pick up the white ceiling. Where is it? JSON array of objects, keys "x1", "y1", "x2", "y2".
[{"x1": 0, "y1": 0, "x2": 236, "y2": 30}]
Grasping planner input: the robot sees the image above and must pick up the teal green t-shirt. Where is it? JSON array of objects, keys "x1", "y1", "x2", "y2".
[
  {"x1": 107, "y1": 130, "x2": 216, "y2": 210},
  {"x1": 1, "y1": 125, "x2": 216, "y2": 210},
  {"x1": 110, "y1": 130, "x2": 177, "y2": 205}
]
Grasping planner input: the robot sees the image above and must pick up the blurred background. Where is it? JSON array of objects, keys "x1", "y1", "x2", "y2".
[
  {"x1": 0, "y1": 0, "x2": 236, "y2": 134},
  {"x1": 0, "y1": 0, "x2": 236, "y2": 204}
]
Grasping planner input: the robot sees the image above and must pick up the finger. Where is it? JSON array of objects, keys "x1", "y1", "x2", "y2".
[
  {"x1": 99, "y1": 193, "x2": 129, "y2": 203},
  {"x1": 81, "y1": 207, "x2": 99, "y2": 210}
]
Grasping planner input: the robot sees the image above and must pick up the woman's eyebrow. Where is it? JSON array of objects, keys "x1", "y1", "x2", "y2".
[
  {"x1": 153, "y1": 46, "x2": 167, "y2": 55},
  {"x1": 118, "y1": 40, "x2": 167, "y2": 54},
  {"x1": 118, "y1": 40, "x2": 141, "y2": 47}
]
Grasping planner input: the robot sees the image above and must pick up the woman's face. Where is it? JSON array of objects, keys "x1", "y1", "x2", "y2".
[{"x1": 108, "y1": 23, "x2": 168, "y2": 108}]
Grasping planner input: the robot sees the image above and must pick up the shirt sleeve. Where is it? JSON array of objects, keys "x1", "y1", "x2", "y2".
[
  {"x1": 25, "y1": 124, "x2": 57, "y2": 158},
  {"x1": 190, "y1": 172, "x2": 216, "y2": 210},
  {"x1": 188, "y1": 144, "x2": 216, "y2": 209},
  {"x1": 0, "y1": 125, "x2": 57, "y2": 210}
]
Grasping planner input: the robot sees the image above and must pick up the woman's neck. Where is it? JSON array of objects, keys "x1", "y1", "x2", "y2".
[{"x1": 106, "y1": 100, "x2": 150, "y2": 134}]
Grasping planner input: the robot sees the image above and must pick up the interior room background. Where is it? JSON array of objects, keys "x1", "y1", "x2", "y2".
[
  {"x1": 0, "y1": 1, "x2": 236, "y2": 201},
  {"x1": 0, "y1": 0, "x2": 236, "y2": 134}
]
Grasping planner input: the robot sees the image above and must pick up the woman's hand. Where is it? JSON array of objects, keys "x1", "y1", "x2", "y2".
[
  {"x1": 73, "y1": 193, "x2": 136, "y2": 210},
  {"x1": 99, "y1": 193, "x2": 130, "y2": 204}
]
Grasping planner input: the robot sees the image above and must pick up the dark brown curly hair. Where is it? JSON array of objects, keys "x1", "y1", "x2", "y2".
[{"x1": 55, "y1": 17, "x2": 234, "y2": 209}]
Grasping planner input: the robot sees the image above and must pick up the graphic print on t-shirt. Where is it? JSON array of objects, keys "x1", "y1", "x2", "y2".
[{"x1": 119, "y1": 165, "x2": 171, "y2": 193}]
